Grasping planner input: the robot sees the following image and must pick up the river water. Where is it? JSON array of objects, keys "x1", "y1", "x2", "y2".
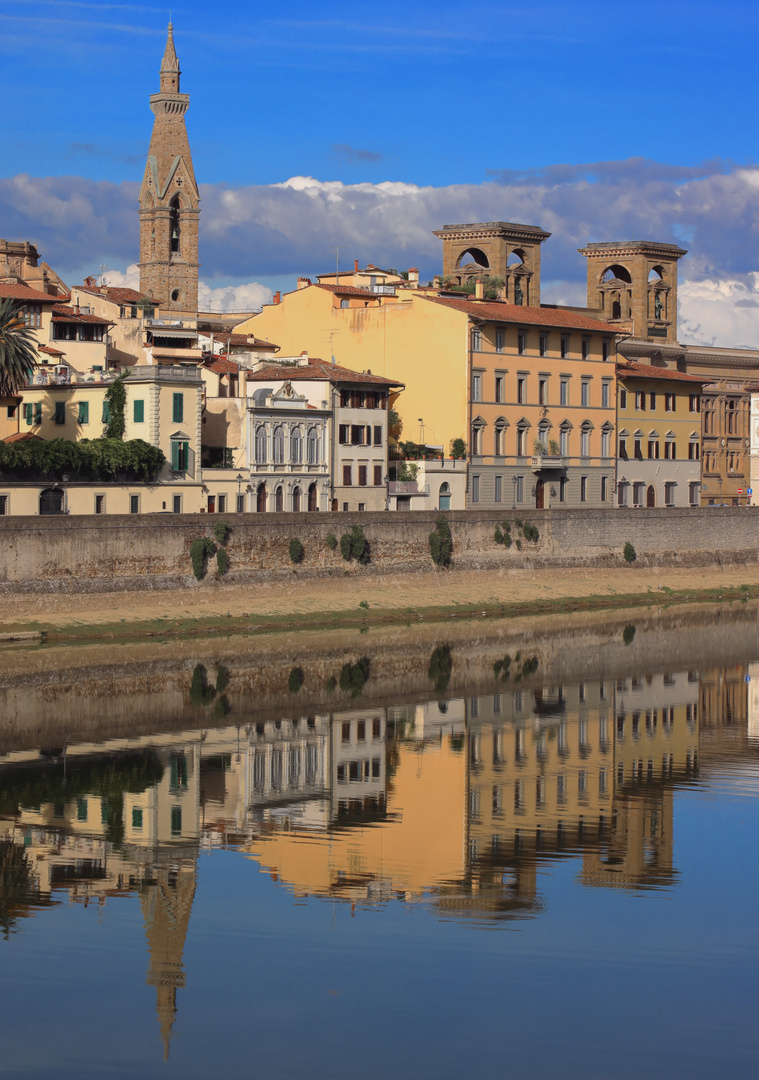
[{"x1": 1, "y1": 608, "x2": 758, "y2": 1078}]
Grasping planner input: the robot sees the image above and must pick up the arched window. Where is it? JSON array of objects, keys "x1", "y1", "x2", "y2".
[
  {"x1": 256, "y1": 483, "x2": 267, "y2": 513},
  {"x1": 516, "y1": 420, "x2": 530, "y2": 457},
  {"x1": 275, "y1": 486, "x2": 283, "y2": 512},
  {"x1": 494, "y1": 420, "x2": 507, "y2": 457},
  {"x1": 580, "y1": 421, "x2": 593, "y2": 458},
  {"x1": 308, "y1": 482, "x2": 317, "y2": 511},
  {"x1": 471, "y1": 420, "x2": 485, "y2": 457},
  {"x1": 560, "y1": 421, "x2": 572, "y2": 457},
  {"x1": 601, "y1": 422, "x2": 614, "y2": 458},
  {"x1": 455, "y1": 247, "x2": 489, "y2": 270},
  {"x1": 255, "y1": 425, "x2": 267, "y2": 464},
  {"x1": 292, "y1": 486, "x2": 301, "y2": 512},
  {"x1": 290, "y1": 427, "x2": 302, "y2": 463},
  {"x1": 170, "y1": 195, "x2": 181, "y2": 254},
  {"x1": 273, "y1": 426, "x2": 284, "y2": 464},
  {"x1": 439, "y1": 482, "x2": 451, "y2": 511},
  {"x1": 307, "y1": 427, "x2": 319, "y2": 465}
]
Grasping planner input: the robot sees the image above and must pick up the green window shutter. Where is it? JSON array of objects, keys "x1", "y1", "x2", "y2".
[
  {"x1": 102, "y1": 401, "x2": 110, "y2": 424},
  {"x1": 78, "y1": 401, "x2": 89, "y2": 424},
  {"x1": 34, "y1": 403, "x2": 42, "y2": 425},
  {"x1": 171, "y1": 441, "x2": 179, "y2": 471},
  {"x1": 181, "y1": 442, "x2": 189, "y2": 471},
  {"x1": 54, "y1": 401, "x2": 66, "y2": 425},
  {"x1": 133, "y1": 399, "x2": 144, "y2": 423},
  {"x1": 172, "y1": 393, "x2": 183, "y2": 423},
  {"x1": 25, "y1": 403, "x2": 33, "y2": 426}
]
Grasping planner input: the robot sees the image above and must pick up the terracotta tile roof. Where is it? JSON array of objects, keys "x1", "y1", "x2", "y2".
[
  {"x1": 75, "y1": 285, "x2": 150, "y2": 304},
  {"x1": 204, "y1": 355, "x2": 240, "y2": 375},
  {"x1": 617, "y1": 361, "x2": 712, "y2": 384},
  {"x1": 424, "y1": 295, "x2": 618, "y2": 332},
  {"x1": 246, "y1": 357, "x2": 403, "y2": 387},
  {"x1": 37, "y1": 345, "x2": 65, "y2": 357},
  {"x1": 313, "y1": 283, "x2": 378, "y2": 299},
  {"x1": 52, "y1": 306, "x2": 112, "y2": 325},
  {"x1": 3, "y1": 432, "x2": 44, "y2": 443},
  {"x1": 0, "y1": 283, "x2": 64, "y2": 304}
]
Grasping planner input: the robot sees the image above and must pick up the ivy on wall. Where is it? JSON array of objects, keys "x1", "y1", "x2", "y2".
[{"x1": 0, "y1": 437, "x2": 165, "y2": 482}]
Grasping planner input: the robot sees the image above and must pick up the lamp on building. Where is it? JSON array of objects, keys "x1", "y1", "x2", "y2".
[
  {"x1": 236, "y1": 473, "x2": 245, "y2": 513},
  {"x1": 512, "y1": 475, "x2": 517, "y2": 509}
]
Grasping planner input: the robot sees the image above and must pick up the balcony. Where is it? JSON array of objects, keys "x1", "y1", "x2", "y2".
[
  {"x1": 126, "y1": 365, "x2": 201, "y2": 383},
  {"x1": 530, "y1": 455, "x2": 566, "y2": 472},
  {"x1": 388, "y1": 481, "x2": 430, "y2": 495}
]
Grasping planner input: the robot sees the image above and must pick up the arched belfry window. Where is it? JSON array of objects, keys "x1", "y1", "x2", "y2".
[{"x1": 170, "y1": 195, "x2": 181, "y2": 254}]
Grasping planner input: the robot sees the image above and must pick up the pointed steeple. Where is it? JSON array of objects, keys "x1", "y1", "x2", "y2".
[{"x1": 159, "y1": 22, "x2": 181, "y2": 93}]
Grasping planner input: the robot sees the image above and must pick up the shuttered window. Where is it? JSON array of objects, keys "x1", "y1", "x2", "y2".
[
  {"x1": 25, "y1": 403, "x2": 33, "y2": 426},
  {"x1": 374, "y1": 465, "x2": 383, "y2": 486},
  {"x1": 343, "y1": 464, "x2": 352, "y2": 486},
  {"x1": 171, "y1": 440, "x2": 189, "y2": 472},
  {"x1": 78, "y1": 401, "x2": 89, "y2": 424},
  {"x1": 358, "y1": 465, "x2": 368, "y2": 486},
  {"x1": 102, "y1": 402, "x2": 110, "y2": 423},
  {"x1": 54, "y1": 401, "x2": 66, "y2": 425},
  {"x1": 172, "y1": 393, "x2": 183, "y2": 423},
  {"x1": 133, "y1": 399, "x2": 145, "y2": 423}
]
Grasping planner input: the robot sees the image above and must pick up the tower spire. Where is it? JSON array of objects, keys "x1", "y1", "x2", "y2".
[{"x1": 159, "y1": 22, "x2": 180, "y2": 92}]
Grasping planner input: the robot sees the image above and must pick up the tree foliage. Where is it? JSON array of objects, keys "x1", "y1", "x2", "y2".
[
  {"x1": 0, "y1": 298, "x2": 38, "y2": 397},
  {"x1": 340, "y1": 525, "x2": 370, "y2": 564},
  {"x1": 429, "y1": 516, "x2": 452, "y2": 567},
  {"x1": 103, "y1": 371, "x2": 128, "y2": 439},
  {"x1": 450, "y1": 437, "x2": 466, "y2": 460},
  {"x1": 0, "y1": 437, "x2": 165, "y2": 482}
]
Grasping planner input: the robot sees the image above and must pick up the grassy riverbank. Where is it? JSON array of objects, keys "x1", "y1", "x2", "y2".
[{"x1": 2, "y1": 564, "x2": 759, "y2": 644}]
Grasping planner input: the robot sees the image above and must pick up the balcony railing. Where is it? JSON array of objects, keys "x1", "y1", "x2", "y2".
[
  {"x1": 531, "y1": 454, "x2": 566, "y2": 471},
  {"x1": 126, "y1": 365, "x2": 201, "y2": 383},
  {"x1": 389, "y1": 481, "x2": 430, "y2": 495}
]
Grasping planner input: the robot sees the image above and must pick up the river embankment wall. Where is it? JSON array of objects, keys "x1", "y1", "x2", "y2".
[{"x1": 1, "y1": 507, "x2": 758, "y2": 593}]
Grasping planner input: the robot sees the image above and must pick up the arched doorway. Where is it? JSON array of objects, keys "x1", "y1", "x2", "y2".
[
  {"x1": 308, "y1": 483, "x2": 318, "y2": 512},
  {"x1": 292, "y1": 486, "x2": 301, "y2": 512},
  {"x1": 646, "y1": 485, "x2": 656, "y2": 508},
  {"x1": 256, "y1": 482, "x2": 267, "y2": 513},
  {"x1": 536, "y1": 478, "x2": 545, "y2": 509},
  {"x1": 39, "y1": 488, "x2": 64, "y2": 515},
  {"x1": 438, "y1": 482, "x2": 451, "y2": 511},
  {"x1": 275, "y1": 486, "x2": 283, "y2": 512}
]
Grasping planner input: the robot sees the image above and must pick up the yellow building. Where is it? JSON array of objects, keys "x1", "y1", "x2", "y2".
[{"x1": 616, "y1": 361, "x2": 708, "y2": 508}]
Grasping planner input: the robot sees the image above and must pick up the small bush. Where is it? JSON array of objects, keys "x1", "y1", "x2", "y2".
[
  {"x1": 504, "y1": 532, "x2": 513, "y2": 549},
  {"x1": 213, "y1": 520, "x2": 231, "y2": 546},
  {"x1": 326, "y1": 533, "x2": 338, "y2": 551},
  {"x1": 190, "y1": 537, "x2": 216, "y2": 580},
  {"x1": 288, "y1": 667, "x2": 304, "y2": 693},
  {"x1": 515, "y1": 538, "x2": 522, "y2": 551},
  {"x1": 289, "y1": 538, "x2": 304, "y2": 565},
  {"x1": 623, "y1": 624, "x2": 636, "y2": 646},
  {"x1": 521, "y1": 656, "x2": 539, "y2": 677},
  {"x1": 189, "y1": 663, "x2": 216, "y2": 706},
  {"x1": 515, "y1": 518, "x2": 523, "y2": 528},
  {"x1": 215, "y1": 666, "x2": 230, "y2": 694},
  {"x1": 523, "y1": 523, "x2": 540, "y2": 543},
  {"x1": 494, "y1": 526, "x2": 504, "y2": 545},
  {"x1": 216, "y1": 547, "x2": 230, "y2": 575},
  {"x1": 429, "y1": 516, "x2": 453, "y2": 567},
  {"x1": 339, "y1": 657, "x2": 371, "y2": 697},
  {"x1": 340, "y1": 525, "x2": 370, "y2": 564},
  {"x1": 623, "y1": 541, "x2": 637, "y2": 564},
  {"x1": 359, "y1": 600, "x2": 369, "y2": 610},
  {"x1": 326, "y1": 676, "x2": 337, "y2": 692},
  {"x1": 428, "y1": 644, "x2": 453, "y2": 692}
]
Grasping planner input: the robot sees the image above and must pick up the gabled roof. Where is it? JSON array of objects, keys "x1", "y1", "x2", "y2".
[
  {"x1": 203, "y1": 355, "x2": 240, "y2": 375},
  {"x1": 75, "y1": 285, "x2": 150, "y2": 305},
  {"x1": 616, "y1": 361, "x2": 712, "y2": 384},
  {"x1": 0, "y1": 283, "x2": 65, "y2": 304},
  {"x1": 423, "y1": 295, "x2": 618, "y2": 332},
  {"x1": 246, "y1": 356, "x2": 403, "y2": 388},
  {"x1": 312, "y1": 283, "x2": 378, "y2": 299},
  {"x1": 52, "y1": 306, "x2": 112, "y2": 325},
  {"x1": 37, "y1": 345, "x2": 65, "y2": 357},
  {"x1": 3, "y1": 432, "x2": 44, "y2": 443}
]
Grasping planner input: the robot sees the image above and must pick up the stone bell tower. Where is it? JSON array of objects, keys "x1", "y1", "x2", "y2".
[{"x1": 139, "y1": 23, "x2": 200, "y2": 320}]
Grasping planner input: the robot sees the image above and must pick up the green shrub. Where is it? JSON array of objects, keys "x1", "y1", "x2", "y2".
[
  {"x1": 216, "y1": 547, "x2": 229, "y2": 575},
  {"x1": 623, "y1": 541, "x2": 637, "y2": 564},
  {"x1": 326, "y1": 676, "x2": 337, "y2": 692},
  {"x1": 215, "y1": 666, "x2": 230, "y2": 694},
  {"x1": 429, "y1": 516, "x2": 452, "y2": 567},
  {"x1": 428, "y1": 644, "x2": 453, "y2": 692},
  {"x1": 623, "y1": 624, "x2": 636, "y2": 646},
  {"x1": 190, "y1": 537, "x2": 216, "y2": 580},
  {"x1": 288, "y1": 667, "x2": 304, "y2": 693},
  {"x1": 494, "y1": 526, "x2": 504, "y2": 545},
  {"x1": 523, "y1": 523, "x2": 540, "y2": 543},
  {"x1": 190, "y1": 664, "x2": 216, "y2": 706},
  {"x1": 339, "y1": 657, "x2": 371, "y2": 697},
  {"x1": 0, "y1": 436, "x2": 165, "y2": 482},
  {"x1": 515, "y1": 538, "x2": 522, "y2": 551},
  {"x1": 450, "y1": 437, "x2": 466, "y2": 460},
  {"x1": 340, "y1": 525, "x2": 370, "y2": 564},
  {"x1": 213, "y1": 520, "x2": 231, "y2": 546},
  {"x1": 515, "y1": 518, "x2": 523, "y2": 528},
  {"x1": 504, "y1": 532, "x2": 513, "y2": 549},
  {"x1": 521, "y1": 656, "x2": 539, "y2": 677},
  {"x1": 359, "y1": 600, "x2": 369, "y2": 610},
  {"x1": 103, "y1": 371, "x2": 128, "y2": 440},
  {"x1": 289, "y1": 538, "x2": 304, "y2": 564},
  {"x1": 326, "y1": 533, "x2": 338, "y2": 551}
]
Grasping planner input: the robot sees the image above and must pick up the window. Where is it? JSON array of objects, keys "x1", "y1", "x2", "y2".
[
  {"x1": 602, "y1": 340, "x2": 610, "y2": 362},
  {"x1": 664, "y1": 439, "x2": 676, "y2": 459},
  {"x1": 173, "y1": 494, "x2": 183, "y2": 513},
  {"x1": 290, "y1": 428, "x2": 302, "y2": 462},
  {"x1": 338, "y1": 424, "x2": 349, "y2": 444},
  {"x1": 689, "y1": 395, "x2": 700, "y2": 413},
  {"x1": 620, "y1": 387, "x2": 627, "y2": 409},
  {"x1": 255, "y1": 426, "x2": 267, "y2": 463},
  {"x1": 471, "y1": 329, "x2": 483, "y2": 351},
  {"x1": 95, "y1": 494, "x2": 105, "y2": 514},
  {"x1": 130, "y1": 494, "x2": 140, "y2": 514},
  {"x1": 24, "y1": 403, "x2": 33, "y2": 426},
  {"x1": 374, "y1": 464, "x2": 383, "y2": 486},
  {"x1": 539, "y1": 334, "x2": 548, "y2": 357},
  {"x1": 343, "y1": 464, "x2": 352, "y2": 486},
  {"x1": 601, "y1": 429, "x2": 610, "y2": 457},
  {"x1": 580, "y1": 428, "x2": 590, "y2": 457},
  {"x1": 471, "y1": 424, "x2": 483, "y2": 455},
  {"x1": 24, "y1": 303, "x2": 42, "y2": 328},
  {"x1": 495, "y1": 329, "x2": 506, "y2": 352},
  {"x1": 560, "y1": 336, "x2": 569, "y2": 359},
  {"x1": 350, "y1": 424, "x2": 365, "y2": 445},
  {"x1": 517, "y1": 376, "x2": 526, "y2": 404},
  {"x1": 634, "y1": 437, "x2": 643, "y2": 460},
  {"x1": 54, "y1": 401, "x2": 65, "y2": 425},
  {"x1": 581, "y1": 337, "x2": 589, "y2": 360},
  {"x1": 307, "y1": 428, "x2": 319, "y2": 464},
  {"x1": 539, "y1": 378, "x2": 548, "y2": 405},
  {"x1": 171, "y1": 806, "x2": 182, "y2": 836},
  {"x1": 516, "y1": 427, "x2": 528, "y2": 456},
  {"x1": 601, "y1": 476, "x2": 608, "y2": 502},
  {"x1": 472, "y1": 372, "x2": 482, "y2": 401},
  {"x1": 218, "y1": 495, "x2": 227, "y2": 513},
  {"x1": 494, "y1": 475, "x2": 502, "y2": 503},
  {"x1": 0, "y1": 495, "x2": 8, "y2": 516},
  {"x1": 665, "y1": 482, "x2": 676, "y2": 507},
  {"x1": 617, "y1": 481, "x2": 629, "y2": 507},
  {"x1": 633, "y1": 482, "x2": 645, "y2": 507},
  {"x1": 77, "y1": 401, "x2": 89, "y2": 425},
  {"x1": 358, "y1": 465, "x2": 368, "y2": 486},
  {"x1": 495, "y1": 375, "x2": 504, "y2": 403},
  {"x1": 373, "y1": 425, "x2": 382, "y2": 446},
  {"x1": 635, "y1": 391, "x2": 645, "y2": 411},
  {"x1": 647, "y1": 439, "x2": 660, "y2": 460},
  {"x1": 172, "y1": 393, "x2": 184, "y2": 423},
  {"x1": 133, "y1": 399, "x2": 144, "y2": 423},
  {"x1": 689, "y1": 482, "x2": 700, "y2": 506},
  {"x1": 649, "y1": 392, "x2": 657, "y2": 410},
  {"x1": 688, "y1": 439, "x2": 700, "y2": 460},
  {"x1": 494, "y1": 423, "x2": 506, "y2": 456},
  {"x1": 619, "y1": 436, "x2": 628, "y2": 459},
  {"x1": 171, "y1": 440, "x2": 189, "y2": 472},
  {"x1": 581, "y1": 380, "x2": 590, "y2": 408},
  {"x1": 601, "y1": 381, "x2": 611, "y2": 408},
  {"x1": 236, "y1": 493, "x2": 245, "y2": 513},
  {"x1": 559, "y1": 476, "x2": 567, "y2": 503},
  {"x1": 273, "y1": 426, "x2": 284, "y2": 464},
  {"x1": 132, "y1": 808, "x2": 143, "y2": 830},
  {"x1": 102, "y1": 401, "x2": 110, "y2": 424},
  {"x1": 471, "y1": 475, "x2": 480, "y2": 503},
  {"x1": 560, "y1": 427, "x2": 569, "y2": 456},
  {"x1": 340, "y1": 389, "x2": 351, "y2": 408},
  {"x1": 515, "y1": 475, "x2": 524, "y2": 502},
  {"x1": 580, "y1": 476, "x2": 588, "y2": 502},
  {"x1": 340, "y1": 298, "x2": 350, "y2": 308},
  {"x1": 560, "y1": 378, "x2": 569, "y2": 406},
  {"x1": 518, "y1": 332, "x2": 526, "y2": 355},
  {"x1": 665, "y1": 393, "x2": 675, "y2": 411}
]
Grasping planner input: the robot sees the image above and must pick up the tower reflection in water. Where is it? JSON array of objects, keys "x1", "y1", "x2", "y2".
[{"x1": 0, "y1": 660, "x2": 752, "y2": 1057}]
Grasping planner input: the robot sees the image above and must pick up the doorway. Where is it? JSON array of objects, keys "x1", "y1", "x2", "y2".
[
  {"x1": 39, "y1": 488, "x2": 64, "y2": 515},
  {"x1": 256, "y1": 483, "x2": 267, "y2": 512},
  {"x1": 536, "y1": 478, "x2": 545, "y2": 509},
  {"x1": 646, "y1": 485, "x2": 656, "y2": 508},
  {"x1": 308, "y1": 483, "x2": 318, "y2": 512},
  {"x1": 292, "y1": 486, "x2": 301, "y2": 512}
]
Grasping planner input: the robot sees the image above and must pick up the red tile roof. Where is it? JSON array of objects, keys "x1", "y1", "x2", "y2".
[
  {"x1": 204, "y1": 355, "x2": 240, "y2": 375},
  {"x1": 3, "y1": 432, "x2": 44, "y2": 443},
  {"x1": 52, "y1": 306, "x2": 112, "y2": 325},
  {"x1": 425, "y1": 295, "x2": 618, "y2": 332},
  {"x1": 617, "y1": 361, "x2": 712, "y2": 384},
  {"x1": 313, "y1": 283, "x2": 378, "y2": 299},
  {"x1": 75, "y1": 285, "x2": 150, "y2": 305},
  {"x1": 37, "y1": 345, "x2": 65, "y2": 357},
  {"x1": 0, "y1": 283, "x2": 65, "y2": 304},
  {"x1": 246, "y1": 356, "x2": 403, "y2": 387}
]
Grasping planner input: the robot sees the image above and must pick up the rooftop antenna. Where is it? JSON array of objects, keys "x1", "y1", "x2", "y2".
[
  {"x1": 99, "y1": 263, "x2": 111, "y2": 286},
  {"x1": 331, "y1": 247, "x2": 341, "y2": 282},
  {"x1": 322, "y1": 327, "x2": 342, "y2": 364}
]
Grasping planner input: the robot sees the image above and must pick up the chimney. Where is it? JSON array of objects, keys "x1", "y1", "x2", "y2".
[
  {"x1": 84, "y1": 275, "x2": 97, "y2": 287},
  {"x1": 408, "y1": 268, "x2": 419, "y2": 285},
  {"x1": 354, "y1": 259, "x2": 359, "y2": 272},
  {"x1": 297, "y1": 277, "x2": 311, "y2": 290},
  {"x1": 273, "y1": 291, "x2": 281, "y2": 304},
  {"x1": 300, "y1": 350, "x2": 308, "y2": 365},
  {"x1": 475, "y1": 280, "x2": 485, "y2": 300}
]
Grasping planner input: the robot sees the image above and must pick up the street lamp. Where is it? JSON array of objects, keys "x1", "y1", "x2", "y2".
[
  {"x1": 512, "y1": 475, "x2": 517, "y2": 509},
  {"x1": 236, "y1": 473, "x2": 244, "y2": 513}
]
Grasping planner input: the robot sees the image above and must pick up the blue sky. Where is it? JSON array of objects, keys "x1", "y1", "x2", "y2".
[{"x1": 2, "y1": 0, "x2": 759, "y2": 344}]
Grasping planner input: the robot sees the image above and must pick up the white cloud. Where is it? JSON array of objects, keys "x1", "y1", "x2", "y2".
[
  {"x1": 679, "y1": 275, "x2": 759, "y2": 349},
  {"x1": 198, "y1": 280, "x2": 272, "y2": 315}
]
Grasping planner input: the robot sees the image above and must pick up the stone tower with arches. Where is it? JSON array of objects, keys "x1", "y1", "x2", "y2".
[
  {"x1": 577, "y1": 240, "x2": 687, "y2": 344},
  {"x1": 139, "y1": 23, "x2": 200, "y2": 320},
  {"x1": 433, "y1": 221, "x2": 551, "y2": 305}
]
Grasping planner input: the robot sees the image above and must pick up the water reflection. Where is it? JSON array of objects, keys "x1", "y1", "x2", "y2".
[{"x1": 0, "y1": 653, "x2": 757, "y2": 1059}]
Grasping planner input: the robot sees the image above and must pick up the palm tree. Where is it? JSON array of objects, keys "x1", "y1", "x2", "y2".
[{"x1": 0, "y1": 297, "x2": 38, "y2": 396}]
